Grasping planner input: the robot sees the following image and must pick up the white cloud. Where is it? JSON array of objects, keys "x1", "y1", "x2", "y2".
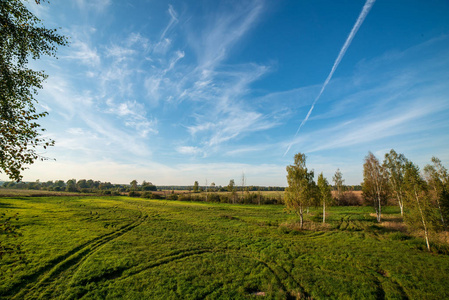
[
  {"x1": 153, "y1": 38, "x2": 172, "y2": 55},
  {"x1": 106, "y1": 100, "x2": 158, "y2": 136},
  {"x1": 106, "y1": 45, "x2": 136, "y2": 62},
  {"x1": 161, "y1": 4, "x2": 179, "y2": 40},
  {"x1": 64, "y1": 40, "x2": 100, "y2": 67},
  {"x1": 176, "y1": 146, "x2": 204, "y2": 156},
  {"x1": 75, "y1": 0, "x2": 111, "y2": 12},
  {"x1": 189, "y1": 0, "x2": 264, "y2": 72}
]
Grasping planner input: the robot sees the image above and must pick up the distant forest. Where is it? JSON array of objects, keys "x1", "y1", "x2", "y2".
[{"x1": 0, "y1": 179, "x2": 362, "y2": 194}]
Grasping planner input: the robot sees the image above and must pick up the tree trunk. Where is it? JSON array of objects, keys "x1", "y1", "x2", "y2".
[
  {"x1": 378, "y1": 197, "x2": 381, "y2": 222},
  {"x1": 323, "y1": 201, "x2": 326, "y2": 224},
  {"x1": 397, "y1": 194, "x2": 404, "y2": 217},
  {"x1": 299, "y1": 207, "x2": 304, "y2": 229},
  {"x1": 415, "y1": 190, "x2": 431, "y2": 251}
]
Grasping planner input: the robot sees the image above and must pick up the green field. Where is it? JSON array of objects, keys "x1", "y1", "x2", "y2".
[{"x1": 1, "y1": 197, "x2": 448, "y2": 299}]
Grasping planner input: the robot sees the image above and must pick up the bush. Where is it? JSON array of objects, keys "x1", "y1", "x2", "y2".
[
  {"x1": 142, "y1": 192, "x2": 153, "y2": 198},
  {"x1": 128, "y1": 191, "x2": 141, "y2": 197},
  {"x1": 337, "y1": 192, "x2": 362, "y2": 206},
  {"x1": 166, "y1": 193, "x2": 178, "y2": 200},
  {"x1": 206, "y1": 193, "x2": 220, "y2": 203}
]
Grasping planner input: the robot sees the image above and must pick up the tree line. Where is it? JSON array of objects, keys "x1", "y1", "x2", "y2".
[{"x1": 1, "y1": 179, "x2": 156, "y2": 194}]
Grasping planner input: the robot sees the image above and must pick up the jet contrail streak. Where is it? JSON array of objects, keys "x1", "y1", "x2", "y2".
[{"x1": 283, "y1": 0, "x2": 376, "y2": 157}]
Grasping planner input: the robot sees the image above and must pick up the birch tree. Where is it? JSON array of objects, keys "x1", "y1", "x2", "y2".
[
  {"x1": 240, "y1": 172, "x2": 246, "y2": 200},
  {"x1": 317, "y1": 172, "x2": 332, "y2": 224},
  {"x1": 423, "y1": 157, "x2": 448, "y2": 230},
  {"x1": 333, "y1": 169, "x2": 345, "y2": 203},
  {"x1": 285, "y1": 153, "x2": 315, "y2": 229},
  {"x1": 363, "y1": 152, "x2": 389, "y2": 222},
  {"x1": 404, "y1": 161, "x2": 432, "y2": 251},
  {"x1": 1, "y1": 0, "x2": 67, "y2": 181},
  {"x1": 383, "y1": 149, "x2": 407, "y2": 217}
]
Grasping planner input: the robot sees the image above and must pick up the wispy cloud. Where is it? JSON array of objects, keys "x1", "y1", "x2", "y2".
[
  {"x1": 176, "y1": 146, "x2": 204, "y2": 156},
  {"x1": 284, "y1": 93, "x2": 448, "y2": 154},
  {"x1": 161, "y1": 4, "x2": 179, "y2": 40},
  {"x1": 189, "y1": 0, "x2": 264, "y2": 72},
  {"x1": 135, "y1": 1, "x2": 279, "y2": 157},
  {"x1": 284, "y1": 0, "x2": 376, "y2": 156},
  {"x1": 64, "y1": 40, "x2": 100, "y2": 67},
  {"x1": 75, "y1": 0, "x2": 111, "y2": 12},
  {"x1": 105, "y1": 99, "x2": 158, "y2": 137},
  {"x1": 225, "y1": 145, "x2": 271, "y2": 157}
]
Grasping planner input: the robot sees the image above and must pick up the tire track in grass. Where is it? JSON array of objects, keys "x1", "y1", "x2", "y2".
[
  {"x1": 125, "y1": 249, "x2": 292, "y2": 298},
  {"x1": 233, "y1": 251, "x2": 311, "y2": 299},
  {"x1": 62, "y1": 247, "x2": 307, "y2": 299},
  {"x1": 371, "y1": 268, "x2": 409, "y2": 300},
  {"x1": 7, "y1": 212, "x2": 145, "y2": 299},
  {"x1": 65, "y1": 248, "x2": 212, "y2": 299}
]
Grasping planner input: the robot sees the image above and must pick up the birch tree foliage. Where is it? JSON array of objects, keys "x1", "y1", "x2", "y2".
[
  {"x1": 423, "y1": 156, "x2": 449, "y2": 230},
  {"x1": 362, "y1": 152, "x2": 389, "y2": 222},
  {"x1": 403, "y1": 161, "x2": 433, "y2": 251},
  {"x1": 0, "y1": 0, "x2": 67, "y2": 181},
  {"x1": 332, "y1": 168, "x2": 345, "y2": 202},
  {"x1": 383, "y1": 149, "x2": 408, "y2": 216},
  {"x1": 285, "y1": 153, "x2": 315, "y2": 228},
  {"x1": 317, "y1": 172, "x2": 332, "y2": 224}
]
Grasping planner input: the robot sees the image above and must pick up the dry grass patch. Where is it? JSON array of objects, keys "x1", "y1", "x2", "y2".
[{"x1": 381, "y1": 221, "x2": 408, "y2": 232}]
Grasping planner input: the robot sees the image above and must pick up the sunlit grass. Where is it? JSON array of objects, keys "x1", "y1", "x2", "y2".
[{"x1": 1, "y1": 197, "x2": 448, "y2": 299}]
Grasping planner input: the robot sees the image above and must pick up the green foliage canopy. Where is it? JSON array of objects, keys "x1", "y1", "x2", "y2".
[
  {"x1": 285, "y1": 153, "x2": 315, "y2": 228},
  {"x1": 0, "y1": 0, "x2": 67, "y2": 181},
  {"x1": 383, "y1": 149, "x2": 408, "y2": 216}
]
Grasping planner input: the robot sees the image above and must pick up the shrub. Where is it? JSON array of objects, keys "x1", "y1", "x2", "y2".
[
  {"x1": 207, "y1": 193, "x2": 220, "y2": 203},
  {"x1": 337, "y1": 192, "x2": 362, "y2": 206},
  {"x1": 142, "y1": 192, "x2": 153, "y2": 198},
  {"x1": 166, "y1": 193, "x2": 178, "y2": 200},
  {"x1": 128, "y1": 191, "x2": 141, "y2": 197}
]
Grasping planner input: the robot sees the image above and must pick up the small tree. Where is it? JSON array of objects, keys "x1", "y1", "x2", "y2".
[
  {"x1": 363, "y1": 152, "x2": 389, "y2": 222},
  {"x1": 317, "y1": 172, "x2": 332, "y2": 224},
  {"x1": 383, "y1": 149, "x2": 407, "y2": 216},
  {"x1": 423, "y1": 157, "x2": 449, "y2": 230},
  {"x1": 333, "y1": 169, "x2": 345, "y2": 203},
  {"x1": 66, "y1": 179, "x2": 77, "y2": 192},
  {"x1": 227, "y1": 179, "x2": 234, "y2": 192},
  {"x1": 404, "y1": 161, "x2": 432, "y2": 251},
  {"x1": 285, "y1": 153, "x2": 315, "y2": 229},
  {"x1": 130, "y1": 180, "x2": 138, "y2": 191},
  {"x1": 193, "y1": 181, "x2": 199, "y2": 193},
  {"x1": 240, "y1": 172, "x2": 246, "y2": 200}
]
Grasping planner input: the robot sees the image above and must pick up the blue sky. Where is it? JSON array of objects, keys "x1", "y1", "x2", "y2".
[{"x1": 11, "y1": 0, "x2": 449, "y2": 186}]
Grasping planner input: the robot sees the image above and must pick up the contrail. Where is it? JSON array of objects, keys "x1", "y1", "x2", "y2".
[{"x1": 284, "y1": 0, "x2": 376, "y2": 157}]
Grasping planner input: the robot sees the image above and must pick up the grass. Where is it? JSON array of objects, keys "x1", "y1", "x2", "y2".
[{"x1": 1, "y1": 197, "x2": 448, "y2": 299}]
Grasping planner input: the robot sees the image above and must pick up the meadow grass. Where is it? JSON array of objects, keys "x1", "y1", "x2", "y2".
[{"x1": 1, "y1": 197, "x2": 448, "y2": 299}]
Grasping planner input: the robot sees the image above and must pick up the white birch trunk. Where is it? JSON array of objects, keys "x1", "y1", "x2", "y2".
[
  {"x1": 414, "y1": 189, "x2": 431, "y2": 251},
  {"x1": 323, "y1": 201, "x2": 326, "y2": 224}
]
